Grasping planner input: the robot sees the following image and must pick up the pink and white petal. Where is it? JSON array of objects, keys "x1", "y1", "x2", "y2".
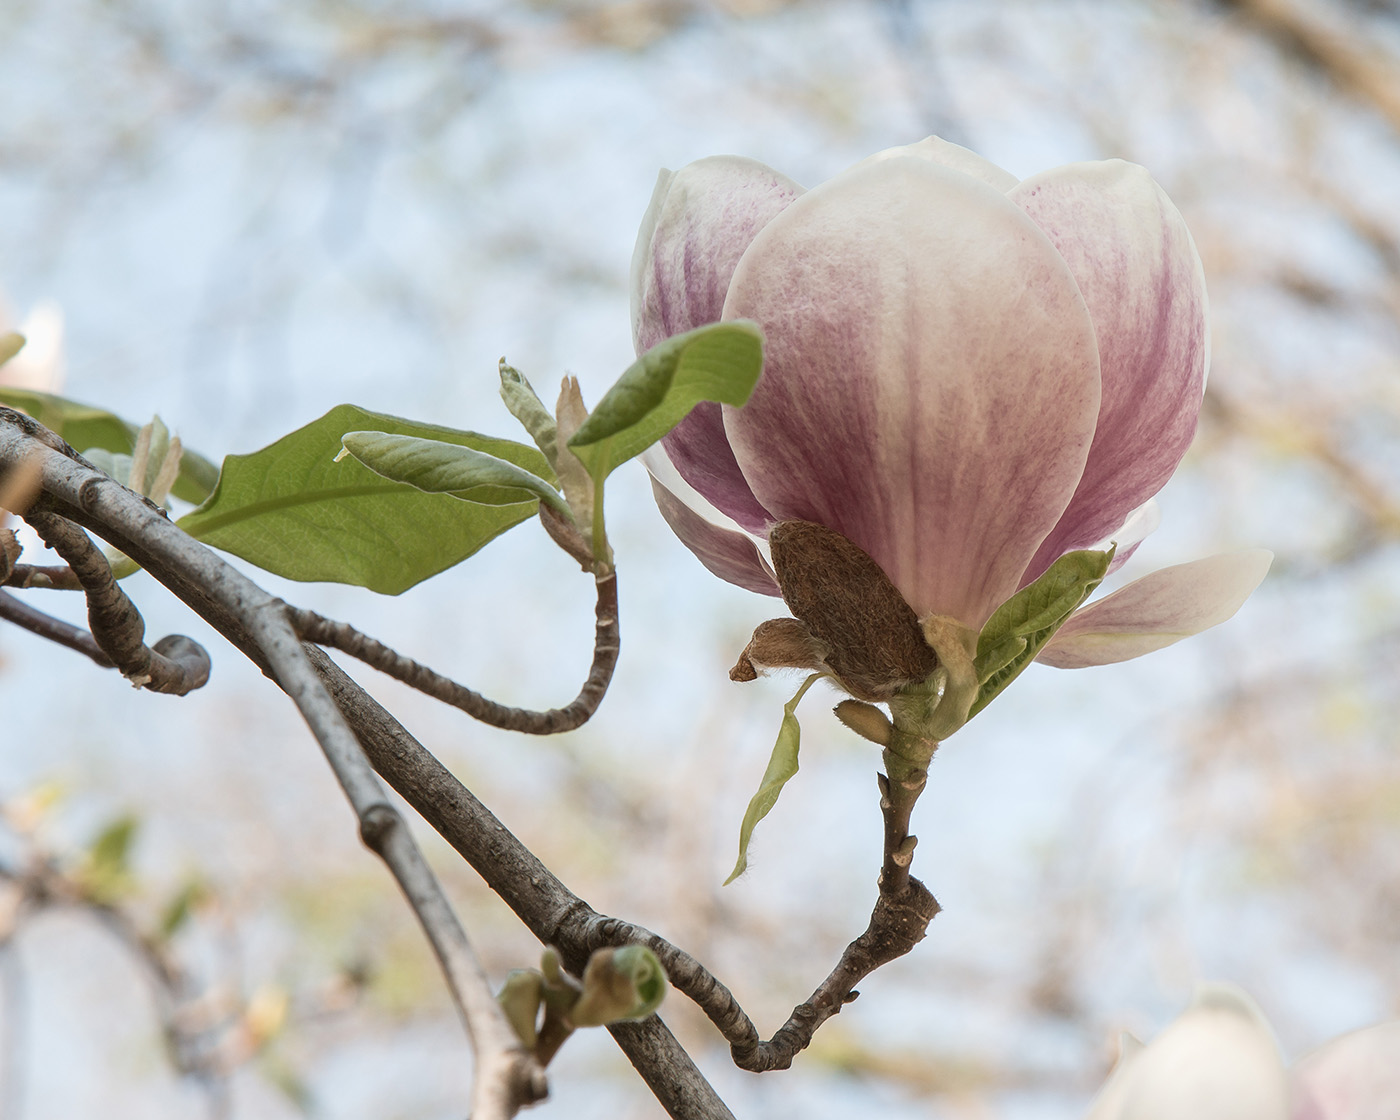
[
  {"x1": 630, "y1": 156, "x2": 804, "y2": 354},
  {"x1": 1037, "y1": 549, "x2": 1272, "y2": 669},
  {"x1": 1086, "y1": 985, "x2": 1289, "y2": 1120},
  {"x1": 849, "y1": 135, "x2": 1019, "y2": 191},
  {"x1": 659, "y1": 402, "x2": 775, "y2": 534},
  {"x1": 630, "y1": 157, "x2": 799, "y2": 528},
  {"x1": 1013, "y1": 160, "x2": 1208, "y2": 581},
  {"x1": 1291, "y1": 1021, "x2": 1400, "y2": 1120},
  {"x1": 1092, "y1": 498, "x2": 1161, "y2": 578},
  {"x1": 721, "y1": 156, "x2": 1101, "y2": 628},
  {"x1": 647, "y1": 469, "x2": 780, "y2": 597}
]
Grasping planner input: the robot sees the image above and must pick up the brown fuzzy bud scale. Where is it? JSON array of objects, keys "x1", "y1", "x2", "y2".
[{"x1": 767, "y1": 520, "x2": 938, "y2": 701}]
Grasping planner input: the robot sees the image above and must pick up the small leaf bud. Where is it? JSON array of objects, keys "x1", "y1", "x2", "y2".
[
  {"x1": 567, "y1": 946, "x2": 667, "y2": 1027},
  {"x1": 833, "y1": 699, "x2": 893, "y2": 746},
  {"x1": 497, "y1": 969, "x2": 545, "y2": 1049}
]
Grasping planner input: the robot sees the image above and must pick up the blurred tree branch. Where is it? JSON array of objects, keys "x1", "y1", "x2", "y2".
[{"x1": 1225, "y1": 0, "x2": 1400, "y2": 133}]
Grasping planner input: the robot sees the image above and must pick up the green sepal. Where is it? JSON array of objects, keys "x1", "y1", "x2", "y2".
[
  {"x1": 178, "y1": 405, "x2": 551, "y2": 594},
  {"x1": 338, "y1": 430, "x2": 568, "y2": 515},
  {"x1": 499, "y1": 360, "x2": 559, "y2": 469},
  {"x1": 969, "y1": 547, "x2": 1114, "y2": 719},
  {"x1": 726, "y1": 672, "x2": 825, "y2": 885},
  {"x1": 567, "y1": 321, "x2": 763, "y2": 486},
  {"x1": 0, "y1": 388, "x2": 219, "y2": 503}
]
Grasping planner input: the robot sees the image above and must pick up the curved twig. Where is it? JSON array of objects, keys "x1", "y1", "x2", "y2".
[
  {"x1": 285, "y1": 571, "x2": 618, "y2": 734},
  {"x1": 2, "y1": 563, "x2": 84, "y2": 590},
  {"x1": 308, "y1": 637, "x2": 939, "y2": 1078},
  {"x1": 0, "y1": 588, "x2": 115, "y2": 668},
  {"x1": 23, "y1": 510, "x2": 211, "y2": 695},
  {"x1": 0, "y1": 409, "x2": 545, "y2": 1120},
  {"x1": 0, "y1": 405, "x2": 940, "y2": 1110}
]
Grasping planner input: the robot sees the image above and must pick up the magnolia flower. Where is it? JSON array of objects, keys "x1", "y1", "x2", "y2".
[
  {"x1": 634, "y1": 138, "x2": 1269, "y2": 711},
  {"x1": 1087, "y1": 983, "x2": 1400, "y2": 1120}
]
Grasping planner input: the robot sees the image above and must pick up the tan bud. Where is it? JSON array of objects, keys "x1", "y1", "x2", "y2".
[
  {"x1": 768, "y1": 520, "x2": 937, "y2": 701},
  {"x1": 833, "y1": 699, "x2": 893, "y2": 746},
  {"x1": 730, "y1": 617, "x2": 830, "y2": 682}
]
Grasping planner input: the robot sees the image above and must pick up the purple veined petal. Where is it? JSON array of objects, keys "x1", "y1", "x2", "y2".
[
  {"x1": 1086, "y1": 985, "x2": 1289, "y2": 1120},
  {"x1": 1291, "y1": 1021, "x2": 1400, "y2": 1120},
  {"x1": 630, "y1": 155, "x2": 801, "y2": 530},
  {"x1": 630, "y1": 155, "x2": 804, "y2": 354},
  {"x1": 1037, "y1": 549, "x2": 1272, "y2": 669},
  {"x1": 721, "y1": 156, "x2": 1101, "y2": 628},
  {"x1": 643, "y1": 446, "x2": 781, "y2": 597},
  {"x1": 848, "y1": 135, "x2": 1019, "y2": 192},
  {"x1": 1013, "y1": 160, "x2": 1209, "y2": 584},
  {"x1": 658, "y1": 402, "x2": 775, "y2": 534}
]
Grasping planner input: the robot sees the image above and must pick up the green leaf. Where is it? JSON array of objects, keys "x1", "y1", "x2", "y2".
[
  {"x1": 159, "y1": 877, "x2": 211, "y2": 940},
  {"x1": 339, "y1": 430, "x2": 568, "y2": 515},
  {"x1": 81, "y1": 813, "x2": 140, "y2": 903},
  {"x1": 612, "y1": 945, "x2": 667, "y2": 1019},
  {"x1": 178, "y1": 405, "x2": 551, "y2": 594},
  {"x1": 499, "y1": 360, "x2": 559, "y2": 469},
  {"x1": 0, "y1": 388, "x2": 219, "y2": 504},
  {"x1": 0, "y1": 332, "x2": 24, "y2": 367},
  {"x1": 568, "y1": 321, "x2": 763, "y2": 485},
  {"x1": 726, "y1": 672, "x2": 825, "y2": 885},
  {"x1": 969, "y1": 547, "x2": 1114, "y2": 719}
]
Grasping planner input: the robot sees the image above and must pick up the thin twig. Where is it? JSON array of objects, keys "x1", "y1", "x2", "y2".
[
  {"x1": 0, "y1": 588, "x2": 115, "y2": 668},
  {"x1": 23, "y1": 510, "x2": 210, "y2": 695},
  {"x1": 305, "y1": 645, "x2": 738, "y2": 1120},
  {"x1": 2, "y1": 564, "x2": 84, "y2": 590},
  {"x1": 1, "y1": 406, "x2": 937, "y2": 1108},
  {"x1": 0, "y1": 410, "x2": 545, "y2": 1120},
  {"x1": 286, "y1": 570, "x2": 619, "y2": 734},
  {"x1": 1227, "y1": 0, "x2": 1400, "y2": 135},
  {"x1": 307, "y1": 636, "x2": 938, "y2": 1077}
]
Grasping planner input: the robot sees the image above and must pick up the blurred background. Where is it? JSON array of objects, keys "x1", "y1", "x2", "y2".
[{"x1": 1, "y1": 0, "x2": 1398, "y2": 1116}]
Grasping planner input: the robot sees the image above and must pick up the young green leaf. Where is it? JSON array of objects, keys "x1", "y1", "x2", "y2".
[
  {"x1": 340, "y1": 430, "x2": 569, "y2": 515},
  {"x1": 0, "y1": 388, "x2": 219, "y2": 503},
  {"x1": 567, "y1": 321, "x2": 763, "y2": 486},
  {"x1": 80, "y1": 813, "x2": 141, "y2": 903},
  {"x1": 969, "y1": 547, "x2": 1114, "y2": 718},
  {"x1": 726, "y1": 672, "x2": 826, "y2": 885},
  {"x1": 567, "y1": 945, "x2": 667, "y2": 1026},
  {"x1": 499, "y1": 360, "x2": 559, "y2": 468},
  {"x1": 179, "y1": 405, "x2": 554, "y2": 595}
]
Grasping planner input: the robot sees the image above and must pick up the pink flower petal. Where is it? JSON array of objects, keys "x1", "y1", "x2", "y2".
[
  {"x1": 1037, "y1": 549, "x2": 1272, "y2": 669},
  {"x1": 1012, "y1": 160, "x2": 1209, "y2": 583},
  {"x1": 631, "y1": 155, "x2": 804, "y2": 353},
  {"x1": 644, "y1": 452, "x2": 780, "y2": 597},
  {"x1": 631, "y1": 155, "x2": 801, "y2": 532},
  {"x1": 1092, "y1": 499, "x2": 1162, "y2": 577},
  {"x1": 849, "y1": 135, "x2": 1020, "y2": 191},
  {"x1": 721, "y1": 156, "x2": 1101, "y2": 627},
  {"x1": 1292, "y1": 1021, "x2": 1400, "y2": 1120},
  {"x1": 656, "y1": 401, "x2": 775, "y2": 534}
]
